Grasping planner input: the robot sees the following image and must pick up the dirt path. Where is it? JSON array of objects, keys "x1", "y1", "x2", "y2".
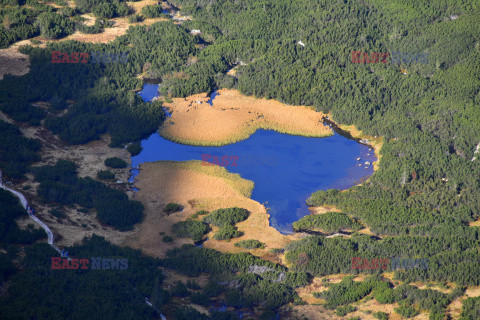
[{"x1": 0, "y1": 169, "x2": 60, "y2": 254}]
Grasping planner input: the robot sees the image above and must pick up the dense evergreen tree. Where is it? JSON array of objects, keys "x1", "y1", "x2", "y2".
[
  {"x1": 460, "y1": 297, "x2": 480, "y2": 320},
  {"x1": 203, "y1": 207, "x2": 249, "y2": 227},
  {"x1": 33, "y1": 160, "x2": 143, "y2": 230},
  {"x1": 0, "y1": 120, "x2": 41, "y2": 179},
  {"x1": 0, "y1": 235, "x2": 168, "y2": 320},
  {"x1": 1, "y1": 0, "x2": 480, "y2": 316},
  {"x1": 292, "y1": 212, "x2": 362, "y2": 233},
  {"x1": 0, "y1": 189, "x2": 45, "y2": 244},
  {"x1": 172, "y1": 220, "x2": 209, "y2": 241}
]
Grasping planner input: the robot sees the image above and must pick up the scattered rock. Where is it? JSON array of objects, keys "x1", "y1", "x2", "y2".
[{"x1": 247, "y1": 265, "x2": 275, "y2": 275}]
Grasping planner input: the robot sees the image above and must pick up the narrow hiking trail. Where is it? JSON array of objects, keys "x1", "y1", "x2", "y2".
[
  {"x1": 0, "y1": 169, "x2": 166, "y2": 316},
  {"x1": 0, "y1": 169, "x2": 61, "y2": 254}
]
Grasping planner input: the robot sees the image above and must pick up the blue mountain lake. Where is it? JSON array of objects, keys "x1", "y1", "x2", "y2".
[{"x1": 133, "y1": 84, "x2": 376, "y2": 233}]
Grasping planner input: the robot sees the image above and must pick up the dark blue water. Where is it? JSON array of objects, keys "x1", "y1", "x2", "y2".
[
  {"x1": 138, "y1": 84, "x2": 171, "y2": 117},
  {"x1": 133, "y1": 84, "x2": 376, "y2": 234},
  {"x1": 206, "y1": 91, "x2": 219, "y2": 106},
  {"x1": 138, "y1": 84, "x2": 159, "y2": 100}
]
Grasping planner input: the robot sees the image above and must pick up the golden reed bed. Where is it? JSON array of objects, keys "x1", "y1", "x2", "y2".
[
  {"x1": 160, "y1": 89, "x2": 333, "y2": 146},
  {"x1": 129, "y1": 160, "x2": 302, "y2": 260}
]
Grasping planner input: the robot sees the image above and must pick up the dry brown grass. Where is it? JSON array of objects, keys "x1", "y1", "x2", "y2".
[
  {"x1": 160, "y1": 89, "x2": 333, "y2": 146},
  {"x1": 159, "y1": 160, "x2": 254, "y2": 197},
  {"x1": 469, "y1": 220, "x2": 480, "y2": 226},
  {"x1": 79, "y1": 13, "x2": 97, "y2": 26},
  {"x1": 350, "y1": 299, "x2": 404, "y2": 320},
  {"x1": 200, "y1": 196, "x2": 302, "y2": 258},
  {"x1": 447, "y1": 297, "x2": 464, "y2": 320},
  {"x1": 53, "y1": 16, "x2": 168, "y2": 44},
  {"x1": 0, "y1": 111, "x2": 133, "y2": 248},
  {"x1": 289, "y1": 293, "x2": 404, "y2": 320},
  {"x1": 39, "y1": 1, "x2": 169, "y2": 45},
  {"x1": 9, "y1": 126, "x2": 136, "y2": 249},
  {"x1": 357, "y1": 227, "x2": 376, "y2": 236},
  {"x1": 445, "y1": 286, "x2": 480, "y2": 319},
  {"x1": 308, "y1": 205, "x2": 341, "y2": 215},
  {"x1": 288, "y1": 305, "x2": 339, "y2": 320},
  {"x1": 294, "y1": 274, "x2": 368, "y2": 306},
  {"x1": 226, "y1": 66, "x2": 238, "y2": 77},
  {"x1": 134, "y1": 161, "x2": 250, "y2": 203},
  {"x1": 127, "y1": 0, "x2": 160, "y2": 13},
  {"x1": 295, "y1": 277, "x2": 330, "y2": 305},
  {"x1": 290, "y1": 294, "x2": 436, "y2": 320},
  {"x1": 292, "y1": 274, "x2": 450, "y2": 320},
  {"x1": 409, "y1": 282, "x2": 456, "y2": 294},
  {"x1": 127, "y1": 160, "x2": 303, "y2": 259},
  {"x1": 3, "y1": 1, "x2": 168, "y2": 51},
  {"x1": 0, "y1": 44, "x2": 30, "y2": 80},
  {"x1": 464, "y1": 286, "x2": 480, "y2": 297},
  {"x1": 124, "y1": 160, "x2": 239, "y2": 258},
  {"x1": 0, "y1": 111, "x2": 14, "y2": 124}
]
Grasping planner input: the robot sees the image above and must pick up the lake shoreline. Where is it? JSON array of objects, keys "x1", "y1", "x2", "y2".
[
  {"x1": 155, "y1": 89, "x2": 382, "y2": 173},
  {"x1": 129, "y1": 160, "x2": 301, "y2": 260},
  {"x1": 158, "y1": 89, "x2": 333, "y2": 147},
  {"x1": 128, "y1": 88, "x2": 383, "y2": 260},
  {"x1": 322, "y1": 115, "x2": 383, "y2": 173}
]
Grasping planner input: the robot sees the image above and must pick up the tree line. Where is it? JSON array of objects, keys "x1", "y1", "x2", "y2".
[{"x1": 33, "y1": 160, "x2": 143, "y2": 230}]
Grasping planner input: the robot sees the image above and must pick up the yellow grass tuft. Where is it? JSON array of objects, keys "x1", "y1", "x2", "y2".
[
  {"x1": 160, "y1": 89, "x2": 333, "y2": 146},
  {"x1": 151, "y1": 160, "x2": 254, "y2": 198}
]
